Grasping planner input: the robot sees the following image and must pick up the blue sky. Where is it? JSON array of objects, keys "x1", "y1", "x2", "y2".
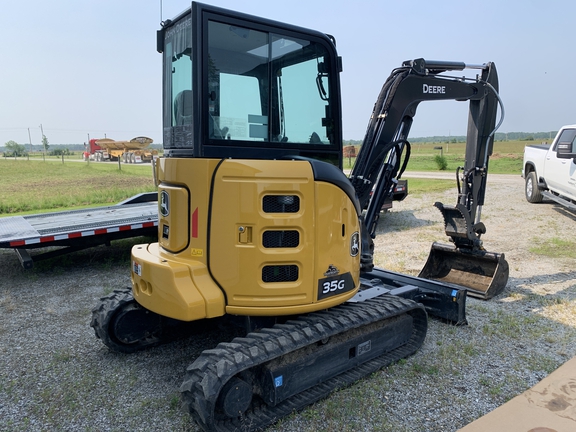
[{"x1": 1, "y1": 0, "x2": 572, "y2": 145}]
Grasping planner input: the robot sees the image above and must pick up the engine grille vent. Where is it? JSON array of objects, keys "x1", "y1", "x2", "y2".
[
  {"x1": 262, "y1": 195, "x2": 300, "y2": 213},
  {"x1": 262, "y1": 230, "x2": 299, "y2": 248},
  {"x1": 262, "y1": 265, "x2": 299, "y2": 282}
]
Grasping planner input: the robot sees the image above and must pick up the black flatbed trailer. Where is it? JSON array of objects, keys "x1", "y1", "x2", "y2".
[{"x1": 0, "y1": 193, "x2": 158, "y2": 269}]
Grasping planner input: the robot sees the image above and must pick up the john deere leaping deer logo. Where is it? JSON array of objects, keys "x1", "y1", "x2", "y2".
[
  {"x1": 160, "y1": 191, "x2": 170, "y2": 217},
  {"x1": 350, "y1": 232, "x2": 360, "y2": 257}
]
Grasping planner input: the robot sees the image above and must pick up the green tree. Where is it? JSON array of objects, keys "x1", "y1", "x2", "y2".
[
  {"x1": 42, "y1": 134, "x2": 50, "y2": 152},
  {"x1": 4, "y1": 140, "x2": 27, "y2": 157}
]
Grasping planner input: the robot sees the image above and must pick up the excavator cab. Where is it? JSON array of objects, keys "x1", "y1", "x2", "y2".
[{"x1": 159, "y1": 4, "x2": 343, "y2": 163}]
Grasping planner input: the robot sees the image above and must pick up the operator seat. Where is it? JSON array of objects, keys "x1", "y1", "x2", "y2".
[{"x1": 174, "y1": 90, "x2": 193, "y2": 126}]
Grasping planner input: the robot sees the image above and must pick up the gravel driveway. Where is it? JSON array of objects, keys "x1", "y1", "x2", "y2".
[{"x1": 1, "y1": 173, "x2": 575, "y2": 432}]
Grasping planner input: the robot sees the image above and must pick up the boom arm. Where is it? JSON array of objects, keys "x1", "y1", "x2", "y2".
[{"x1": 350, "y1": 59, "x2": 500, "y2": 268}]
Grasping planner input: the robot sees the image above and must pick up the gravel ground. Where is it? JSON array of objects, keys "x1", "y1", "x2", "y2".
[{"x1": 1, "y1": 173, "x2": 575, "y2": 432}]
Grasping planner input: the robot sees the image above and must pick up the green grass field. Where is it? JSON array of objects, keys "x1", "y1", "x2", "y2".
[
  {"x1": 343, "y1": 139, "x2": 527, "y2": 173},
  {"x1": 1, "y1": 140, "x2": 527, "y2": 215},
  {"x1": 407, "y1": 139, "x2": 525, "y2": 173},
  {"x1": 0, "y1": 159, "x2": 156, "y2": 214}
]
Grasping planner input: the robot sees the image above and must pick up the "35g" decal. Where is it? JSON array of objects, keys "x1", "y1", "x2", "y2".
[{"x1": 317, "y1": 272, "x2": 355, "y2": 300}]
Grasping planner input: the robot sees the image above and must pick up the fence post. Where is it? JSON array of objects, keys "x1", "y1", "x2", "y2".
[{"x1": 118, "y1": 157, "x2": 121, "y2": 171}]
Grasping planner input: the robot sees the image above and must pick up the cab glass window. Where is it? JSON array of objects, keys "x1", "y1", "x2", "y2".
[
  {"x1": 163, "y1": 16, "x2": 193, "y2": 147},
  {"x1": 207, "y1": 20, "x2": 332, "y2": 145}
]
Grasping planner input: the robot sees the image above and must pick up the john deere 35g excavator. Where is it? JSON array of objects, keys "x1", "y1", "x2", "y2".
[{"x1": 91, "y1": 3, "x2": 508, "y2": 430}]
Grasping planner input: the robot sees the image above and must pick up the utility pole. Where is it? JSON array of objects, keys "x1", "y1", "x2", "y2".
[
  {"x1": 27, "y1": 128, "x2": 32, "y2": 153},
  {"x1": 40, "y1": 123, "x2": 45, "y2": 161},
  {"x1": 86, "y1": 133, "x2": 90, "y2": 162}
]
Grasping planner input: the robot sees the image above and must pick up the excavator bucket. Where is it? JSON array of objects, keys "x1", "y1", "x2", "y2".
[{"x1": 419, "y1": 242, "x2": 509, "y2": 300}]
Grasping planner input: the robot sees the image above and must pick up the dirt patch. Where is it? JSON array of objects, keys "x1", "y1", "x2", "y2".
[{"x1": 490, "y1": 152, "x2": 523, "y2": 160}]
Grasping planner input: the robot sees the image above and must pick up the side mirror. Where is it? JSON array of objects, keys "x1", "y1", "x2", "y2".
[{"x1": 556, "y1": 141, "x2": 576, "y2": 160}]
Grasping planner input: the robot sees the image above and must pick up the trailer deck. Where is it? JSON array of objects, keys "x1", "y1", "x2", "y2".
[{"x1": 0, "y1": 193, "x2": 158, "y2": 268}]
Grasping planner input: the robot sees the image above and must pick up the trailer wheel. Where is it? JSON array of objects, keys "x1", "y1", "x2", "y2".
[{"x1": 525, "y1": 171, "x2": 543, "y2": 203}]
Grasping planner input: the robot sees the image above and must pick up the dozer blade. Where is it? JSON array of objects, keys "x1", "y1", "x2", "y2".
[{"x1": 418, "y1": 242, "x2": 509, "y2": 300}]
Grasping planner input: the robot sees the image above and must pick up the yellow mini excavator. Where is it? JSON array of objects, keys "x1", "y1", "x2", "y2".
[{"x1": 91, "y1": 3, "x2": 509, "y2": 430}]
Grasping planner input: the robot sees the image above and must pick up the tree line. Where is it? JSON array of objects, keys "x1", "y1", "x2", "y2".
[
  {"x1": 2, "y1": 131, "x2": 559, "y2": 156},
  {"x1": 2, "y1": 139, "x2": 75, "y2": 157}
]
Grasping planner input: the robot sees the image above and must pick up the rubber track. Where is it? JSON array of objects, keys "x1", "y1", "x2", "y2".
[
  {"x1": 90, "y1": 288, "x2": 162, "y2": 353},
  {"x1": 181, "y1": 295, "x2": 427, "y2": 431}
]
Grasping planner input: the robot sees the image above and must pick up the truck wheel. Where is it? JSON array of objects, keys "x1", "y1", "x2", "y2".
[{"x1": 525, "y1": 171, "x2": 543, "y2": 203}]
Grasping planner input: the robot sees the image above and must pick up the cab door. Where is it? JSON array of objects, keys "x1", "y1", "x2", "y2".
[
  {"x1": 545, "y1": 128, "x2": 576, "y2": 198},
  {"x1": 568, "y1": 163, "x2": 576, "y2": 200}
]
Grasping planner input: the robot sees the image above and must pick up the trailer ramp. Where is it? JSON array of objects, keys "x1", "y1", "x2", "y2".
[{"x1": 0, "y1": 193, "x2": 158, "y2": 269}]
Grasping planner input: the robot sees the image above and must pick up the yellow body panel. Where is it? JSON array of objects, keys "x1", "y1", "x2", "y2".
[
  {"x1": 132, "y1": 243, "x2": 225, "y2": 321},
  {"x1": 209, "y1": 160, "x2": 315, "y2": 307},
  {"x1": 225, "y1": 290, "x2": 357, "y2": 316},
  {"x1": 131, "y1": 157, "x2": 361, "y2": 320}
]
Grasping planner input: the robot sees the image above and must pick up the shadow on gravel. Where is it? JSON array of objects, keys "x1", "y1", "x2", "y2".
[
  {"x1": 505, "y1": 271, "x2": 576, "y2": 296},
  {"x1": 504, "y1": 271, "x2": 576, "y2": 293},
  {"x1": 373, "y1": 209, "x2": 437, "y2": 234},
  {"x1": 551, "y1": 205, "x2": 576, "y2": 221}
]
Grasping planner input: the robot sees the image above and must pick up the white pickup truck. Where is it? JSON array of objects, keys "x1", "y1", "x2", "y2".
[{"x1": 522, "y1": 124, "x2": 576, "y2": 210}]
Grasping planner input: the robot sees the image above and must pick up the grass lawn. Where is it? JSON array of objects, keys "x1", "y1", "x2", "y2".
[
  {"x1": 0, "y1": 159, "x2": 156, "y2": 214},
  {"x1": 2, "y1": 140, "x2": 525, "y2": 215},
  {"x1": 343, "y1": 140, "x2": 527, "y2": 174}
]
